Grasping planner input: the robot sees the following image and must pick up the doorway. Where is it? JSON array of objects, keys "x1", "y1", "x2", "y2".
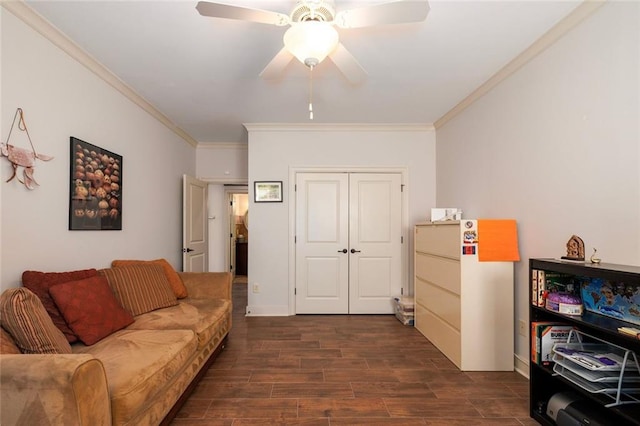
[
  {"x1": 229, "y1": 191, "x2": 248, "y2": 279},
  {"x1": 294, "y1": 172, "x2": 403, "y2": 314}
]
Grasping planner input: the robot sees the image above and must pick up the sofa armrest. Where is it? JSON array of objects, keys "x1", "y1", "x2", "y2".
[
  {"x1": 178, "y1": 272, "x2": 232, "y2": 300},
  {"x1": 0, "y1": 354, "x2": 111, "y2": 426},
  {"x1": 0, "y1": 354, "x2": 111, "y2": 425}
]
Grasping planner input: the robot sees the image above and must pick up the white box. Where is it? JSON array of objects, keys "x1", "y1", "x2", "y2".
[{"x1": 431, "y1": 208, "x2": 462, "y2": 222}]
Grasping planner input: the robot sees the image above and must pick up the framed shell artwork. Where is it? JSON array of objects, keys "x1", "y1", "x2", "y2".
[{"x1": 69, "y1": 137, "x2": 122, "y2": 230}]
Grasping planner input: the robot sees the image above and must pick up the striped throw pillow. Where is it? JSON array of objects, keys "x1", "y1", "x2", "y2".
[
  {"x1": 0, "y1": 287, "x2": 72, "y2": 354},
  {"x1": 99, "y1": 264, "x2": 178, "y2": 316},
  {"x1": 111, "y1": 259, "x2": 187, "y2": 298}
]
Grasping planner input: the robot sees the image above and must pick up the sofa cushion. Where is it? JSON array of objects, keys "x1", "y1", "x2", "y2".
[
  {"x1": 112, "y1": 259, "x2": 188, "y2": 298},
  {"x1": 99, "y1": 264, "x2": 178, "y2": 316},
  {"x1": 0, "y1": 287, "x2": 72, "y2": 354},
  {"x1": 50, "y1": 276, "x2": 134, "y2": 345},
  {"x1": 22, "y1": 268, "x2": 98, "y2": 343},
  {"x1": 126, "y1": 298, "x2": 231, "y2": 349},
  {"x1": 0, "y1": 327, "x2": 21, "y2": 354},
  {"x1": 72, "y1": 329, "x2": 197, "y2": 425}
]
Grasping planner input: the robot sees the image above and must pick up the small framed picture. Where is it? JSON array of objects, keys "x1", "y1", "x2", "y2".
[{"x1": 254, "y1": 181, "x2": 283, "y2": 203}]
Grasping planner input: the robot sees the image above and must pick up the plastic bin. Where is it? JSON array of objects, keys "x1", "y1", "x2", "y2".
[{"x1": 393, "y1": 296, "x2": 414, "y2": 326}]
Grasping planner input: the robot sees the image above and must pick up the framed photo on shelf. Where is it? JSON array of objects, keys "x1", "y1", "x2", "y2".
[
  {"x1": 69, "y1": 137, "x2": 122, "y2": 230},
  {"x1": 254, "y1": 181, "x2": 282, "y2": 203}
]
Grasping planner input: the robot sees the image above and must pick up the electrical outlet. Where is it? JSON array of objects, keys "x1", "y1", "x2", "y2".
[
  {"x1": 518, "y1": 319, "x2": 527, "y2": 337},
  {"x1": 252, "y1": 283, "x2": 260, "y2": 293}
]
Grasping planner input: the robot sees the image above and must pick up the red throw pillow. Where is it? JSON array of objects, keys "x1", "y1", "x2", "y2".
[
  {"x1": 22, "y1": 269, "x2": 98, "y2": 343},
  {"x1": 49, "y1": 276, "x2": 134, "y2": 345}
]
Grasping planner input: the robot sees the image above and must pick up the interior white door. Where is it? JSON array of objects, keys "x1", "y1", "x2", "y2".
[
  {"x1": 295, "y1": 172, "x2": 402, "y2": 314},
  {"x1": 348, "y1": 173, "x2": 402, "y2": 313},
  {"x1": 295, "y1": 173, "x2": 349, "y2": 313},
  {"x1": 182, "y1": 175, "x2": 208, "y2": 272}
]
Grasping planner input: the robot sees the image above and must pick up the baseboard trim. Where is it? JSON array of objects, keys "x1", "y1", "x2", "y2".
[
  {"x1": 245, "y1": 305, "x2": 290, "y2": 316},
  {"x1": 514, "y1": 353, "x2": 530, "y2": 379}
]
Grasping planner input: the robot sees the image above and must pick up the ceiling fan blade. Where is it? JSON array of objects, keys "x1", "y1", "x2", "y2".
[
  {"x1": 328, "y1": 43, "x2": 367, "y2": 85},
  {"x1": 259, "y1": 47, "x2": 294, "y2": 80},
  {"x1": 335, "y1": 0, "x2": 430, "y2": 29},
  {"x1": 196, "y1": 1, "x2": 289, "y2": 26}
]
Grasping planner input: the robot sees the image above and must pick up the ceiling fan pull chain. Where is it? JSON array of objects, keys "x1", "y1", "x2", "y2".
[{"x1": 308, "y1": 64, "x2": 314, "y2": 120}]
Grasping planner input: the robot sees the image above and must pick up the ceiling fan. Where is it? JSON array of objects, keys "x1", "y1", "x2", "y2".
[{"x1": 196, "y1": 0, "x2": 430, "y2": 84}]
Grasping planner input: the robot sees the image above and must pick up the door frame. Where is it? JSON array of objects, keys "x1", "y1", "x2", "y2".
[{"x1": 288, "y1": 166, "x2": 409, "y2": 315}]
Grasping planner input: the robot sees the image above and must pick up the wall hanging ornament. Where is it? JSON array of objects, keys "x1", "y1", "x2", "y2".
[{"x1": 1, "y1": 108, "x2": 53, "y2": 189}]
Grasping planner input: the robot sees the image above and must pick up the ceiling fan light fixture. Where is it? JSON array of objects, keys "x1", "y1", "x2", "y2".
[{"x1": 283, "y1": 21, "x2": 339, "y2": 67}]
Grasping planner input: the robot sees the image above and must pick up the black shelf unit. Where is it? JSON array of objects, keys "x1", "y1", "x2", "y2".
[{"x1": 529, "y1": 258, "x2": 640, "y2": 426}]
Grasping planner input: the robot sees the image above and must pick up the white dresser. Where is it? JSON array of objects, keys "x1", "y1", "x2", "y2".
[{"x1": 414, "y1": 220, "x2": 514, "y2": 371}]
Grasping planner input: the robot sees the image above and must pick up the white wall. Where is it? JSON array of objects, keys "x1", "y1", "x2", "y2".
[
  {"x1": 435, "y1": 1, "x2": 639, "y2": 370},
  {"x1": 246, "y1": 125, "x2": 436, "y2": 315},
  {"x1": 196, "y1": 142, "x2": 248, "y2": 183},
  {"x1": 1, "y1": 8, "x2": 195, "y2": 290},
  {"x1": 206, "y1": 184, "x2": 227, "y2": 272}
]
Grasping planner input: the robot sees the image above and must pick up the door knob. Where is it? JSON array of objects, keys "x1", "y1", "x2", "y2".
[
  {"x1": 183, "y1": 248, "x2": 195, "y2": 253},
  {"x1": 338, "y1": 249, "x2": 348, "y2": 253},
  {"x1": 350, "y1": 249, "x2": 361, "y2": 253}
]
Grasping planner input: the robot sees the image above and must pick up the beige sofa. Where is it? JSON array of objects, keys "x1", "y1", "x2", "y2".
[{"x1": 0, "y1": 265, "x2": 232, "y2": 426}]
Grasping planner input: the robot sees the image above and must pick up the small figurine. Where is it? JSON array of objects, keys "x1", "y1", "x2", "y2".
[
  {"x1": 590, "y1": 248, "x2": 601, "y2": 264},
  {"x1": 562, "y1": 235, "x2": 585, "y2": 261}
]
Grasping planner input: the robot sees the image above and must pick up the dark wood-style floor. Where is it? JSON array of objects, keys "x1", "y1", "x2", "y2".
[{"x1": 172, "y1": 279, "x2": 536, "y2": 425}]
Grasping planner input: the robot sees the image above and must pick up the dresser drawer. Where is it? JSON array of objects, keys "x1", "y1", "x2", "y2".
[
  {"x1": 415, "y1": 304, "x2": 461, "y2": 368},
  {"x1": 415, "y1": 278, "x2": 461, "y2": 330},
  {"x1": 415, "y1": 253, "x2": 460, "y2": 295},
  {"x1": 415, "y1": 224, "x2": 460, "y2": 259}
]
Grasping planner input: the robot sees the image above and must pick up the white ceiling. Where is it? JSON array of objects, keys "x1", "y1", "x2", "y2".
[{"x1": 25, "y1": 0, "x2": 582, "y2": 143}]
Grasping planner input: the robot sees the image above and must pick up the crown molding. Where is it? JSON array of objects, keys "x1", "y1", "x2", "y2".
[
  {"x1": 244, "y1": 123, "x2": 435, "y2": 133},
  {"x1": 197, "y1": 142, "x2": 248, "y2": 150},
  {"x1": 434, "y1": 0, "x2": 606, "y2": 129},
  {"x1": 2, "y1": 1, "x2": 199, "y2": 148},
  {"x1": 198, "y1": 176, "x2": 249, "y2": 185}
]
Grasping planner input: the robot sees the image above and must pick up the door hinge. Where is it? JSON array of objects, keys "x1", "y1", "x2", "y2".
[
  {"x1": 294, "y1": 236, "x2": 297, "y2": 243},
  {"x1": 401, "y1": 184, "x2": 405, "y2": 192},
  {"x1": 294, "y1": 184, "x2": 297, "y2": 192},
  {"x1": 294, "y1": 288, "x2": 297, "y2": 295},
  {"x1": 230, "y1": 233, "x2": 233, "y2": 238},
  {"x1": 230, "y1": 200, "x2": 233, "y2": 206},
  {"x1": 401, "y1": 236, "x2": 404, "y2": 244},
  {"x1": 401, "y1": 288, "x2": 404, "y2": 295}
]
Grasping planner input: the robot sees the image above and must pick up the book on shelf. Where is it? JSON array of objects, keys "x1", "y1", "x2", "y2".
[{"x1": 531, "y1": 321, "x2": 574, "y2": 366}]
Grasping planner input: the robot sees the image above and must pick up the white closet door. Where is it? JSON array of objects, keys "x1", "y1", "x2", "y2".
[
  {"x1": 349, "y1": 173, "x2": 402, "y2": 313},
  {"x1": 295, "y1": 172, "x2": 402, "y2": 314},
  {"x1": 295, "y1": 173, "x2": 350, "y2": 313}
]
